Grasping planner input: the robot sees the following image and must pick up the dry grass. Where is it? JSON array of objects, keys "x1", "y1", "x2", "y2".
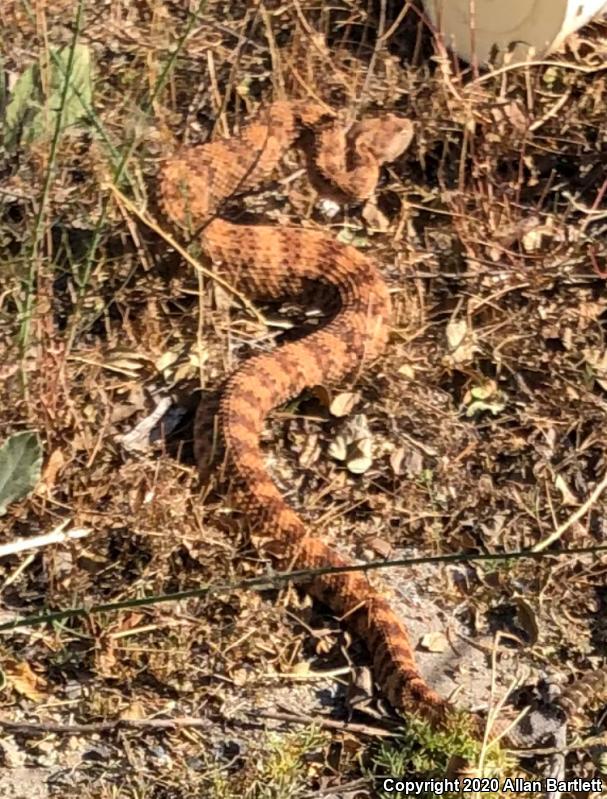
[{"x1": 1, "y1": 0, "x2": 607, "y2": 796}]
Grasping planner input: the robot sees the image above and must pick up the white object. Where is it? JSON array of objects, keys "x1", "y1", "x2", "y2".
[{"x1": 423, "y1": 0, "x2": 607, "y2": 64}]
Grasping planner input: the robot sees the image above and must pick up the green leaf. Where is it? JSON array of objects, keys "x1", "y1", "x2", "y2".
[
  {"x1": 4, "y1": 43, "x2": 92, "y2": 149},
  {"x1": 0, "y1": 432, "x2": 43, "y2": 515},
  {"x1": 4, "y1": 60, "x2": 38, "y2": 150}
]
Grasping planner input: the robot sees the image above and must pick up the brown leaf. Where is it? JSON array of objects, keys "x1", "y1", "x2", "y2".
[
  {"x1": 6, "y1": 661, "x2": 47, "y2": 702},
  {"x1": 364, "y1": 536, "x2": 393, "y2": 559},
  {"x1": 311, "y1": 385, "x2": 331, "y2": 408},
  {"x1": 42, "y1": 447, "x2": 65, "y2": 490}
]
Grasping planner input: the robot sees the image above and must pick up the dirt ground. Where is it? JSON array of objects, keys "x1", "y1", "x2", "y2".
[{"x1": 1, "y1": 1, "x2": 607, "y2": 797}]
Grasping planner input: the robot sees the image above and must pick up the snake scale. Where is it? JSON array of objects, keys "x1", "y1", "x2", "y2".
[{"x1": 159, "y1": 100, "x2": 602, "y2": 746}]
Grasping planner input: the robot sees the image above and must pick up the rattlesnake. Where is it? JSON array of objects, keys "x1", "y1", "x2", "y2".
[{"x1": 159, "y1": 101, "x2": 602, "y2": 746}]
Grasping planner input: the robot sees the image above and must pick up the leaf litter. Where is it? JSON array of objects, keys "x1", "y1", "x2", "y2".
[{"x1": 1, "y1": 1, "x2": 607, "y2": 796}]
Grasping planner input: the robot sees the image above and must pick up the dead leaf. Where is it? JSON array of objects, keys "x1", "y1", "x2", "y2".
[
  {"x1": 5, "y1": 661, "x2": 47, "y2": 702},
  {"x1": 397, "y1": 363, "x2": 415, "y2": 379},
  {"x1": 419, "y1": 632, "x2": 448, "y2": 653},
  {"x1": 291, "y1": 661, "x2": 311, "y2": 677},
  {"x1": 391, "y1": 445, "x2": 424, "y2": 477},
  {"x1": 347, "y1": 666, "x2": 375, "y2": 712},
  {"x1": 0, "y1": 737, "x2": 26, "y2": 767},
  {"x1": 154, "y1": 349, "x2": 180, "y2": 374},
  {"x1": 522, "y1": 217, "x2": 558, "y2": 252},
  {"x1": 110, "y1": 402, "x2": 141, "y2": 424},
  {"x1": 584, "y1": 348, "x2": 607, "y2": 391},
  {"x1": 494, "y1": 215, "x2": 541, "y2": 248},
  {"x1": 445, "y1": 319, "x2": 477, "y2": 365},
  {"x1": 328, "y1": 414, "x2": 373, "y2": 474},
  {"x1": 555, "y1": 474, "x2": 579, "y2": 507},
  {"x1": 364, "y1": 536, "x2": 393, "y2": 559},
  {"x1": 390, "y1": 445, "x2": 405, "y2": 475},
  {"x1": 362, "y1": 200, "x2": 390, "y2": 232},
  {"x1": 118, "y1": 396, "x2": 172, "y2": 452},
  {"x1": 230, "y1": 668, "x2": 249, "y2": 687},
  {"x1": 96, "y1": 636, "x2": 117, "y2": 678},
  {"x1": 311, "y1": 385, "x2": 331, "y2": 408},
  {"x1": 346, "y1": 438, "x2": 372, "y2": 475},
  {"x1": 104, "y1": 350, "x2": 150, "y2": 377},
  {"x1": 329, "y1": 391, "x2": 360, "y2": 418},
  {"x1": 121, "y1": 700, "x2": 147, "y2": 720},
  {"x1": 42, "y1": 447, "x2": 65, "y2": 490},
  {"x1": 446, "y1": 319, "x2": 467, "y2": 351}
]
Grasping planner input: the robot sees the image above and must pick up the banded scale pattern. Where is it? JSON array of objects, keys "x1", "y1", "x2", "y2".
[{"x1": 158, "y1": 100, "x2": 542, "y2": 743}]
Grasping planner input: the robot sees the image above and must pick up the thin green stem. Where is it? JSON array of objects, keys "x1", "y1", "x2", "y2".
[
  {"x1": 1, "y1": 542, "x2": 605, "y2": 633},
  {"x1": 18, "y1": 0, "x2": 86, "y2": 386},
  {"x1": 65, "y1": 0, "x2": 209, "y2": 351}
]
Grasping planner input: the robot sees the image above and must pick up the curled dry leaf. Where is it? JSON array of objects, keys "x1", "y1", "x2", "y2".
[
  {"x1": 311, "y1": 385, "x2": 332, "y2": 409},
  {"x1": 104, "y1": 350, "x2": 150, "y2": 378},
  {"x1": 120, "y1": 701, "x2": 147, "y2": 721},
  {"x1": 494, "y1": 215, "x2": 541, "y2": 248},
  {"x1": 328, "y1": 413, "x2": 373, "y2": 474},
  {"x1": 118, "y1": 396, "x2": 172, "y2": 453},
  {"x1": 522, "y1": 216, "x2": 559, "y2": 252},
  {"x1": 329, "y1": 391, "x2": 360, "y2": 417}
]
